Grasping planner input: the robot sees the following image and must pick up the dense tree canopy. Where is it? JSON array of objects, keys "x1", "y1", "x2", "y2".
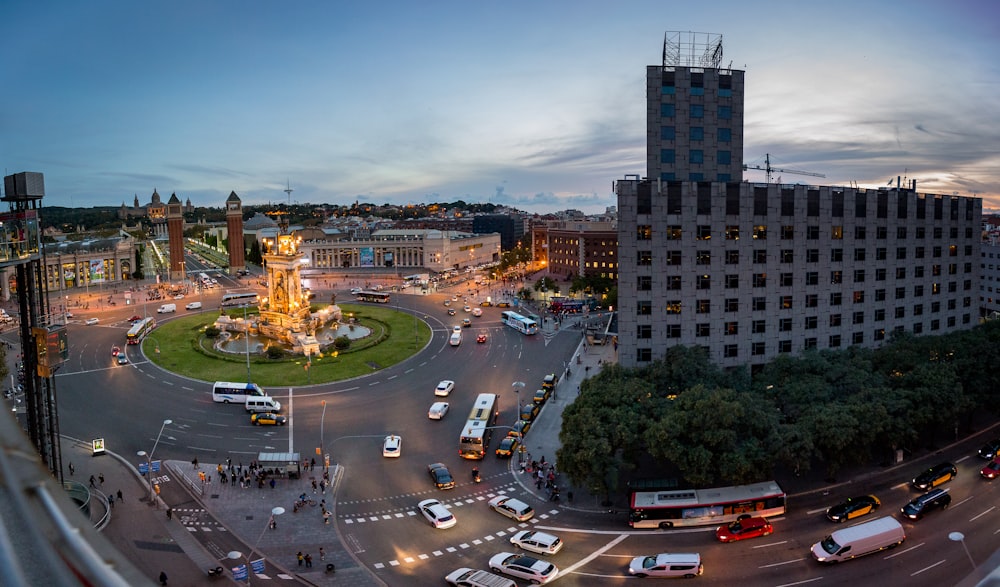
[{"x1": 558, "y1": 320, "x2": 1000, "y2": 493}]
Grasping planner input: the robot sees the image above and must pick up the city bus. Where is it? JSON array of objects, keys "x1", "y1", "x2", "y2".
[
  {"x1": 549, "y1": 297, "x2": 598, "y2": 314},
  {"x1": 125, "y1": 317, "x2": 155, "y2": 345},
  {"x1": 628, "y1": 480, "x2": 787, "y2": 529},
  {"x1": 355, "y1": 290, "x2": 391, "y2": 303},
  {"x1": 459, "y1": 393, "x2": 500, "y2": 459},
  {"x1": 211, "y1": 381, "x2": 265, "y2": 403},
  {"x1": 220, "y1": 291, "x2": 259, "y2": 307},
  {"x1": 500, "y1": 311, "x2": 539, "y2": 335}
]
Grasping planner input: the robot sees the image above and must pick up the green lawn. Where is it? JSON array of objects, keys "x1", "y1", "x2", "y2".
[{"x1": 142, "y1": 303, "x2": 431, "y2": 387}]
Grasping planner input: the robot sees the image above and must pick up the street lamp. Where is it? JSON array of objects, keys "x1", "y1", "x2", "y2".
[
  {"x1": 243, "y1": 304, "x2": 252, "y2": 383},
  {"x1": 136, "y1": 418, "x2": 172, "y2": 508},
  {"x1": 320, "y1": 400, "x2": 327, "y2": 467},
  {"x1": 949, "y1": 531, "x2": 976, "y2": 571},
  {"x1": 228, "y1": 505, "x2": 285, "y2": 585},
  {"x1": 511, "y1": 381, "x2": 525, "y2": 459}
]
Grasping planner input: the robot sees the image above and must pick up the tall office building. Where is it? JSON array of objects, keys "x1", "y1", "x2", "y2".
[{"x1": 617, "y1": 33, "x2": 982, "y2": 371}]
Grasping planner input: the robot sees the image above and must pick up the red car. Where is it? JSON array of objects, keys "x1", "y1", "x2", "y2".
[
  {"x1": 129, "y1": 315, "x2": 142, "y2": 323},
  {"x1": 477, "y1": 333, "x2": 488, "y2": 343},
  {"x1": 111, "y1": 346, "x2": 121, "y2": 357},
  {"x1": 981, "y1": 458, "x2": 1000, "y2": 480},
  {"x1": 715, "y1": 516, "x2": 773, "y2": 542}
]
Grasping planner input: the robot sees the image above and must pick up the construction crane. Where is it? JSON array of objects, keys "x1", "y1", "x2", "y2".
[{"x1": 743, "y1": 153, "x2": 825, "y2": 184}]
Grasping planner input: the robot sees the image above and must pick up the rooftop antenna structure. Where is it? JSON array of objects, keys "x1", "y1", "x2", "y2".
[
  {"x1": 743, "y1": 153, "x2": 825, "y2": 184},
  {"x1": 662, "y1": 31, "x2": 724, "y2": 69},
  {"x1": 283, "y1": 180, "x2": 293, "y2": 205}
]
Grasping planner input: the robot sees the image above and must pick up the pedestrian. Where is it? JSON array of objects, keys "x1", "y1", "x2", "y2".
[
  {"x1": 269, "y1": 478, "x2": 276, "y2": 489},
  {"x1": 89, "y1": 475, "x2": 96, "y2": 488},
  {"x1": 108, "y1": 494, "x2": 114, "y2": 509},
  {"x1": 319, "y1": 547, "x2": 325, "y2": 561},
  {"x1": 304, "y1": 553, "x2": 312, "y2": 568},
  {"x1": 98, "y1": 473, "x2": 105, "y2": 486},
  {"x1": 159, "y1": 570, "x2": 168, "y2": 585},
  {"x1": 68, "y1": 462, "x2": 74, "y2": 475},
  {"x1": 312, "y1": 479, "x2": 318, "y2": 493},
  {"x1": 117, "y1": 489, "x2": 123, "y2": 502},
  {"x1": 323, "y1": 510, "x2": 330, "y2": 524},
  {"x1": 166, "y1": 508, "x2": 172, "y2": 520},
  {"x1": 297, "y1": 551, "x2": 303, "y2": 566},
  {"x1": 269, "y1": 518, "x2": 277, "y2": 530}
]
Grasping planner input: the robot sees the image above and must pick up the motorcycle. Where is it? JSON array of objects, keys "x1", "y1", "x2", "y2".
[{"x1": 472, "y1": 468, "x2": 481, "y2": 483}]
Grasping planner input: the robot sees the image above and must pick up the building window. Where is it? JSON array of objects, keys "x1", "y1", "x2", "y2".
[
  {"x1": 638, "y1": 348, "x2": 652, "y2": 361},
  {"x1": 895, "y1": 267, "x2": 906, "y2": 279},
  {"x1": 637, "y1": 275, "x2": 652, "y2": 291},
  {"x1": 874, "y1": 328, "x2": 886, "y2": 341},
  {"x1": 666, "y1": 301, "x2": 682, "y2": 314},
  {"x1": 806, "y1": 272, "x2": 819, "y2": 285},
  {"x1": 832, "y1": 226, "x2": 843, "y2": 240},
  {"x1": 666, "y1": 324, "x2": 681, "y2": 338},
  {"x1": 725, "y1": 322, "x2": 739, "y2": 335},
  {"x1": 690, "y1": 104, "x2": 704, "y2": 118},
  {"x1": 637, "y1": 301, "x2": 651, "y2": 315},
  {"x1": 853, "y1": 311, "x2": 865, "y2": 324},
  {"x1": 780, "y1": 295, "x2": 793, "y2": 309},
  {"x1": 725, "y1": 226, "x2": 740, "y2": 240},
  {"x1": 724, "y1": 344, "x2": 738, "y2": 358},
  {"x1": 725, "y1": 298, "x2": 740, "y2": 312},
  {"x1": 853, "y1": 291, "x2": 865, "y2": 303},
  {"x1": 661, "y1": 104, "x2": 675, "y2": 117},
  {"x1": 806, "y1": 226, "x2": 820, "y2": 240},
  {"x1": 897, "y1": 247, "x2": 907, "y2": 260},
  {"x1": 831, "y1": 270, "x2": 842, "y2": 284},
  {"x1": 876, "y1": 268, "x2": 887, "y2": 281},
  {"x1": 804, "y1": 338, "x2": 817, "y2": 349},
  {"x1": 781, "y1": 250, "x2": 794, "y2": 263},
  {"x1": 830, "y1": 292, "x2": 842, "y2": 306},
  {"x1": 666, "y1": 225, "x2": 682, "y2": 239},
  {"x1": 696, "y1": 323, "x2": 711, "y2": 337},
  {"x1": 726, "y1": 250, "x2": 740, "y2": 264},
  {"x1": 829, "y1": 335, "x2": 841, "y2": 348},
  {"x1": 667, "y1": 275, "x2": 681, "y2": 290},
  {"x1": 690, "y1": 126, "x2": 704, "y2": 140},
  {"x1": 718, "y1": 127, "x2": 731, "y2": 142},
  {"x1": 780, "y1": 318, "x2": 792, "y2": 332},
  {"x1": 752, "y1": 342, "x2": 766, "y2": 356},
  {"x1": 806, "y1": 294, "x2": 818, "y2": 308},
  {"x1": 660, "y1": 126, "x2": 675, "y2": 140},
  {"x1": 913, "y1": 322, "x2": 923, "y2": 333},
  {"x1": 779, "y1": 340, "x2": 792, "y2": 353},
  {"x1": 875, "y1": 309, "x2": 885, "y2": 321},
  {"x1": 636, "y1": 225, "x2": 652, "y2": 240},
  {"x1": 696, "y1": 299, "x2": 711, "y2": 313},
  {"x1": 697, "y1": 225, "x2": 712, "y2": 240},
  {"x1": 666, "y1": 250, "x2": 681, "y2": 266},
  {"x1": 854, "y1": 269, "x2": 865, "y2": 283},
  {"x1": 753, "y1": 225, "x2": 767, "y2": 240},
  {"x1": 753, "y1": 273, "x2": 767, "y2": 287},
  {"x1": 781, "y1": 226, "x2": 794, "y2": 239},
  {"x1": 697, "y1": 275, "x2": 711, "y2": 290},
  {"x1": 805, "y1": 316, "x2": 818, "y2": 329},
  {"x1": 855, "y1": 226, "x2": 867, "y2": 239},
  {"x1": 754, "y1": 249, "x2": 768, "y2": 263},
  {"x1": 637, "y1": 251, "x2": 652, "y2": 265},
  {"x1": 752, "y1": 297, "x2": 766, "y2": 311},
  {"x1": 830, "y1": 314, "x2": 842, "y2": 327},
  {"x1": 831, "y1": 249, "x2": 843, "y2": 262},
  {"x1": 718, "y1": 105, "x2": 732, "y2": 119},
  {"x1": 660, "y1": 149, "x2": 675, "y2": 164},
  {"x1": 806, "y1": 249, "x2": 819, "y2": 263},
  {"x1": 854, "y1": 248, "x2": 866, "y2": 262},
  {"x1": 853, "y1": 332, "x2": 864, "y2": 344},
  {"x1": 895, "y1": 306, "x2": 906, "y2": 319},
  {"x1": 875, "y1": 289, "x2": 886, "y2": 302},
  {"x1": 638, "y1": 325, "x2": 652, "y2": 339},
  {"x1": 690, "y1": 150, "x2": 704, "y2": 164},
  {"x1": 717, "y1": 151, "x2": 731, "y2": 165},
  {"x1": 726, "y1": 274, "x2": 739, "y2": 288},
  {"x1": 697, "y1": 250, "x2": 711, "y2": 265},
  {"x1": 752, "y1": 320, "x2": 766, "y2": 333}
]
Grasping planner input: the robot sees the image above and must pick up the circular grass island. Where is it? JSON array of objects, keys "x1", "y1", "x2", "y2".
[{"x1": 141, "y1": 303, "x2": 432, "y2": 387}]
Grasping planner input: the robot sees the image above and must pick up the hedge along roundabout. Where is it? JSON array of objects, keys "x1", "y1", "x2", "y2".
[{"x1": 141, "y1": 303, "x2": 433, "y2": 387}]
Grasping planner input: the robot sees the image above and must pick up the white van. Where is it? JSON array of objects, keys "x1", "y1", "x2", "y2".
[
  {"x1": 157, "y1": 303, "x2": 176, "y2": 314},
  {"x1": 185, "y1": 301, "x2": 202, "y2": 310},
  {"x1": 245, "y1": 396, "x2": 282, "y2": 413},
  {"x1": 449, "y1": 331, "x2": 462, "y2": 346},
  {"x1": 811, "y1": 516, "x2": 905, "y2": 563},
  {"x1": 212, "y1": 381, "x2": 265, "y2": 403},
  {"x1": 444, "y1": 567, "x2": 516, "y2": 587}
]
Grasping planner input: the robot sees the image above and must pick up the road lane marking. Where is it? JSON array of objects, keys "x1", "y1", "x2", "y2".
[{"x1": 557, "y1": 533, "x2": 628, "y2": 576}]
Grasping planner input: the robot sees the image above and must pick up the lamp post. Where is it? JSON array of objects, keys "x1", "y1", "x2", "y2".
[
  {"x1": 511, "y1": 381, "x2": 525, "y2": 462},
  {"x1": 137, "y1": 418, "x2": 172, "y2": 508},
  {"x1": 243, "y1": 304, "x2": 252, "y2": 383},
  {"x1": 949, "y1": 531, "x2": 976, "y2": 571},
  {"x1": 228, "y1": 505, "x2": 285, "y2": 585},
  {"x1": 320, "y1": 400, "x2": 327, "y2": 467}
]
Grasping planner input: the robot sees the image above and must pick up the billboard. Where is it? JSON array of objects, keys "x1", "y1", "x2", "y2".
[{"x1": 359, "y1": 247, "x2": 374, "y2": 267}]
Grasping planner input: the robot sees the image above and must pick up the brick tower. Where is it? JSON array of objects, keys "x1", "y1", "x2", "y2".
[
  {"x1": 226, "y1": 191, "x2": 245, "y2": 275},
  {"x1": 166, "y1": 193, "x2": 186, "y2": 281}
]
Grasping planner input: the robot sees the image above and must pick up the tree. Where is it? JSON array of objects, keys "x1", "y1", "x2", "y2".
[
  {"x1": 247, "y1": 239, "x2": 263, "y2": 265},
  {"x1": 132, "y1": 246, "x2": 145, "y2": 280}
]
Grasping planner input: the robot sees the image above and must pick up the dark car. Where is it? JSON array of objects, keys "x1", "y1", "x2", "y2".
[
  {"x1": 900, "y1": 488, "x2": 951, "y2": 520},
  {"x1": 825, "y1": 495, "x2": 881, "y2": 523},
  {"x1": 519, "y1": 402, "x2": 540, "y2": 422},
  {"x1": 978, "y1": 438, "x2": 1000, "y2": 459},
  {"x1": 715, "y1": 515, "x2": 774, "y2": 542},
  {"x1": 912, "y1": 462, "x2": 958, "y2": 491},
  {"x1": 428, "y1": 463, "x2": 455, "y2": 490}
]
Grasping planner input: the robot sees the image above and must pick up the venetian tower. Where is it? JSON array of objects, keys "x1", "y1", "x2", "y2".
[
  {"x1": 166, "y1": 193, "x2": 186, "y2": 281},
  {"x1": 225, "y1": 191, "x2": 246, "y2": 275}
]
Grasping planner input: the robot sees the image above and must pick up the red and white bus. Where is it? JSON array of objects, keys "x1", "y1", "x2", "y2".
[{"x1": 629, "y1": 480, "x2": 786, "y2": 529}]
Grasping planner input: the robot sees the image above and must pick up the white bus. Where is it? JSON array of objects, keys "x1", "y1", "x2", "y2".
[
  {"x1": 500, "y1": 310, "x2": 539, "y2": 335},
  {"x1": 221, "y1": 292, "x2": 259, "y2": 307},
  {"x1": 459, "y1": 393, "x2": 499, "y2": 459},
  {"x1": 212, "y1": 381, "x2": 265, "y2": 403}
]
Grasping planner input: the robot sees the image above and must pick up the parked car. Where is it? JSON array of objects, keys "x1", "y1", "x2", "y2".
[
  {"x1": 428, "y1": 463, "x2": 455, "y2": 490},
  {"x1": 981, "y1": 457, "x2": 1000, "y2": 480},
  {"x1": 488, "y1": 495, "x2": 534, "y2": 522},
  {"x1": 417, "y1": 498, "x2": 456, "y2": 529},
  {"x1": 488, "y1": 552, "x2": 559, "y2": 585},
  {"x1": 715, "y1": 515, "x2": 774, "y2": 542},
  {"x1": 495, "y1": 436, "x2": 519, "y2": 458},
  {"x1": 519, "y1": 403, "x2": 540, "y2": 422},
  {"x1": 628, "y1": 553, "x2": 703, "y2": 579},
  {"x1": 428, "y1": 402, "x2": 450, "y2": 420},
  {"x1": 533, "y1": 388, "x2": 550, "y2": 404},
  {"x1": 509, "y1": 530, "x2": 563, "y2": 555},
  {"x1": 507, "y1": 419, "x2": 531, "y2": 438},
  {"x1": 900, "y1": 488, "x2": 951, "y2": 520},
  {"x1": 826, "y1": 495, "x2": 881, "y2": 523},
  {"x1": 541, "y1": 373, "x2": 558, "y2": 390},
  {"x1": 382, "y1": 435, "x2": 402, "y2": 458},
  {"x1": 435, "y1": 380, "x2": 455, "y2": 397},
  {"x1": 250, "y1": 412, "x2": 286, "y2": 426},
  {"x1": 911, "y1": 462, "x2": 957, "y2": 491}
]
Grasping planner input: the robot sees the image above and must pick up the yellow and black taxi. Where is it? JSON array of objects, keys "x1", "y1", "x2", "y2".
[
  {"x1": 911, "y1": 462, "x2": 957, "y2": 491},
  {"x1": 519, "y1": 402, "x2": 540, "y2": 422},
  {"x1": 541, "y1": 374, "x2": 558, "y2": 390},
  {"x1": 507, "y1": 419, "x2": 531, "y2": 439},
  {"x1": 496, "y1": 436, "x2": 519, "y2": 458},
  {"x1": 825, "y1": 494, "x2": 880, "y2": 522},
  {"x1": 250, "y1": 412, "x2": 287, "y2": 426},
  {"x1": 533, "y1": 388, "x2": 550, "y2": 404}
]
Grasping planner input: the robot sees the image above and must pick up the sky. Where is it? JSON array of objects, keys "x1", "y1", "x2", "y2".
[{"x1": 2, "y1": 0, "x2": 999, "y2": 214}]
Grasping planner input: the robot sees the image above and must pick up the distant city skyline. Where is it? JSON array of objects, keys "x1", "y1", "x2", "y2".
[{"x1": 2, "y1": 0, "x2": 998, "y2": 214}]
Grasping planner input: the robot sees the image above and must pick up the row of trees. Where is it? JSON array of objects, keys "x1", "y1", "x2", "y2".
[{"x1": 558, "y1": 321, "x2": 1000, "y2": 500}]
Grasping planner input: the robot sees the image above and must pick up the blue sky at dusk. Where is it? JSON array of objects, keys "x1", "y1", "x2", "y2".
[{"x1": 2, "y1": 0, "x2": 998, "y2": 213}]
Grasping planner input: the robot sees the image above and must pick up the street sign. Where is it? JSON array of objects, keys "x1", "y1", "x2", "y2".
[
  {"x1": 250, "y1": 559, "x2": 265, "y2": 574},
  {"x1": 232, "y1": 564, "x2": 247, "y2": 581},
  {"x1": 91, "y1": 438, "x2": 105, "y2": 456}
]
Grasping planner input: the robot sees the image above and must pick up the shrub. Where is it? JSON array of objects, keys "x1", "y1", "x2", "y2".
[
  {"x1": 333, "y1": 336, "x2": 351, "y2": 351},
  {"x1": 204, "y1": 326, "x2": 221, "y2": 338},
  {"x1": 265, "y1": 345, "x2": 285, "y2": 359}
]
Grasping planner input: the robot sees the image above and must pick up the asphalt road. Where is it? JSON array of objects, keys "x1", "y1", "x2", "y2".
[{"x1": 49, "y1": 265, "x2": 1000, "y2": 586}]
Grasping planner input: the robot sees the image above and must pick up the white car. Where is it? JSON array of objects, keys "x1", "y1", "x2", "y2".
[
  {"x1": 382, "y1": 435, "x2": 402, "y2": 458},
  {"x1": 418, "y1": 498, "x2": 456, "y2": 529},
  {"x1": 628, "y1": 553, "x2": 703, "y2": 578},
  {"x1": 488, "y1": 552, "x2": 559, "y2": 585},
  {"x1": 85, "y1": 317, "x2": 100, "y2": 325},
  {"x1": 452, "y1": 325, "x2": 462, "y2": 333},
  {"x1": 488, "y1": 495, "x2": 534, "y2": 522},
  {"x1": 509, "y1": 530, "x2": 563, "y2": 555},
  {"x1": 463, "y1": 305, "x2": 471, "y2": 313},
  {"x1": 434, "y1": 380, "x2": 455, "y2": 397},
  {"x1": 472, "y1": 307, "x2": 483, "y2": 317},
  {"x1": 428, "y1": 402, "x2": 450, "y2": 420},
  {"x1": 350, "y1": 287, "x2": 362, "y2": 295}
]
